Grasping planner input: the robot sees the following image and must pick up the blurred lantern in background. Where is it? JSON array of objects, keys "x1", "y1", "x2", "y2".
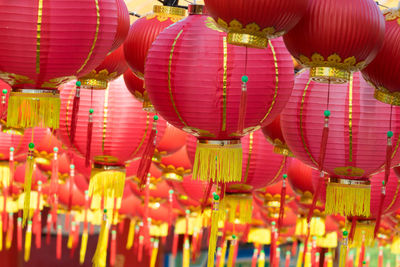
[
  {"x1": 283, "y1": 0, "x2": 385, "y2": 83},
  {"x1": 204, "y1": 0, "x2": 309, "y2": 48}
]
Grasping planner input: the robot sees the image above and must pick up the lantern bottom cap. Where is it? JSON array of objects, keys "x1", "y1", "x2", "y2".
[
  {"x1": 325, "y1": 177, "x2": 371, "y2": 218},
  {"x1": 310, "y1": 67, "x2": 350, "y2": 84},
  {"x1": 227, "y1": 32, "x2": 268, "y2": 49},
  {"x1": 273, "y1": 145, "x2": 293, "y2": 157},
  {"x1": 222, "y1": 193, "x2": 253, "y2": 224},
  {"x1": 162, "y1": 171, "x2": 183, "y2": 182},
  {"x1": 374, "y1": 87, "x2": 400, "y2": 106},
  {"x1": 78, "y1": 78, "x2": 108, "y2": 90},
  {"x1": 142, "y1": 99, "x2": 156, "y2": 113},
  {"x1": 0, "y1": 120, "x2": 24, "y2": 135},
  {"x1": 7, "y1": 89, "x2": 60, "y2": 129}
]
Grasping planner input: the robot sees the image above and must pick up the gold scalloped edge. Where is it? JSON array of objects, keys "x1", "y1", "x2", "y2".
[{"x1": 297, "y1": 53, "x2": 366, "y2": 72}]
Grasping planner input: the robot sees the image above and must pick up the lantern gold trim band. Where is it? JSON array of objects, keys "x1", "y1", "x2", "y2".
[
  {"x1": 188, "y1": 4, "x2": 205, "y2": 15},
  {"x1": 79, "y1": 78, "x2": 108, "y2": 90},
  {"x1": 162, "y1": 171, "x2": 183, "y2": 182},
  {"x1": 153, "y1": 5, "x2": 187, "y2": 17},
  {"x1": 227, "y1": 32, "x2": 268, "y2": 49},
  {"x1": 310, "y1": 67, "x2": 351, "y2": 84},
  {"x1": 374, "y1": 87, "x2": 400, "y2": 106}
]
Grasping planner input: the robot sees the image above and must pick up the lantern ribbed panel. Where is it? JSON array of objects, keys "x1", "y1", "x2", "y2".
[
  {"x1": 110, "y1": 0, "x2": 129, "y2": 51},
  {"x1": 283, "y1": 0, "x2": 385, "y2": 72},
  {"x1": 58, "y1": 77, "x2": 161, "y2": 165},
  {"x1": 370, "y1": 169, "x2": 400, "y2": 218},
  {"x1": 0, "y1": 0, "x2": 119, "y2": 89},
  {"x1": 57, "y1": 178, "x2": 85, "y2": 207},
  {"x1": 145, "y1": 14, "x2": 294, "y2": 140},
  {"x1": 281, "y1": 71, "x2": 400, "y2": 179},
  {"x1": 123, "y1": 69, "x2": 145, "y2": 100}
]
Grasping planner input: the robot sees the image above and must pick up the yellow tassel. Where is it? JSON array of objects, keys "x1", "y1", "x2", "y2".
[
  {"x1": 0, "y1": 215, "x2": 2, "y2": 251},
  {"x1": 67, "y1": 222, "x2": 75, "y2": 249},
  {"x1": 248, "y1": 228, "x2": 271, "y2": 245},
  {"x1": 258, "y1": 250, "x2": 265, "y2": 267},
  {"x1": 326, "y1": 252, "x2": 333, "y2": 267},
  {"x1": 222, "y1": 194, "x2": 253, "y2": 224},
  {"x1": 7, "y1": 90, "x2": 60, "y2": 129},
  {"x1": 325, "y1": 182, "x2": 370, "y2": 217},
  {"x1": 89, "y1": 166, "x2": 125, "y2": 210},
  {"x1": 182, "y1": 238, "x2": 190, "y2": 267},
  {"x1": 304, "y1": 244, "x2": 312, "y2": 267},
  {"x1": 295, "y1": 216, "x2": 325, "y2": 237},
  {"x1": 22, "y1": 149, "x2": 34, "y2": 227},
  {"x1": 391, "y1": 236, "x2": 400, "y2": 254},
  {"x1": 317, "y1": 232, "x2": 338, "y2": 248},
  {"x1": 24, "y1": 221, "x2": 32, "y2": 262},
  {"x1": 227, "y1": 238, "x2": 237, "y2": 267},
  {"x1": 93, "y1": 210, "x2": 110, "y2": 267},
  {"x1": 80, "y1": 231, "x2": 88, "y2": 265},
  {"x1": 208, "y1": 195, "x2": 224, "y2": 267},
  {"x1": 296, "y1": 243, "x2": 304, "y2": 267},
  {"x1": 126, "y1": 219, "x2": 136, "y2": 250},
  {"x1": 339, "y1": 231, "x2": 349, "y2": 267},
  {"x1": 192, "y1": 141, "x2": 242, "y2": 183},
  {"x1": 150, "y1": 239, "x2": 159, "y2": 267},
  {"x1": 218, "y1": 241, "x2": 228, "y2": 267},
  {"x1": 0, "y1": 162, "x2": 10, "y2": 188},
  {"x1": 347, "y1": 221, "x2": 374, "y2": 248}
]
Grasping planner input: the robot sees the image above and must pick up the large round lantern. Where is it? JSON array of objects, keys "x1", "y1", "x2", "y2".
[
  {"x1": 145, "y1": 7, "x2": 294, "y2": 185},
  {"x1": 362, "y1": 7, "x2": 400, "y2": 106},
  {"x1": 283, "y1": 0, "x2": 385, "y2": 83},
  {"x1": 204, "y1": 0, "x2": 309, "y2": 48},
  {"x1": 58, "y1": 77, "x2": 164, "y2": 211},
  {"x1": 0, "y1": 0, "x2": 121, "y2": 129},
  {"x1": 281, "y1": 70, "x2": 400, "y2": 218},
  {"x1": 124, "y1": 5, "x2": 186, "y2": 79}
]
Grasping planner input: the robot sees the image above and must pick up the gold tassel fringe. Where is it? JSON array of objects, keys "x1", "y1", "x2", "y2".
[
  {"x1": 93, "y1": 211, "x2": 110, "y2": 267},
  {"x1": 7, "y1": 91, "x2": 60, "y2": 129},
  {"x1": 80, "y1": 231, "x2": 88, "y2": 264},
  {"x1": 248, "y1": 228, "x2": 271, "y2": 245},
  {"x1": 0, "y1": 162, "x2": 10, "y2": 188},
  {"x1": 295, "y1": 217, "x2": 325, "y2": 237},
  {"x1": 325, "y1": 182, "x2": 370, "y2": 217},
  {"x1": 218, "y1": 241, "x2": 228, "y2": 267},
  {"x1": 258, "y1": 250, "x2": 265, "y2": 267},
  {"x1": 24, "y1": 221, "x2": 32, "y2": 262},
  {"x1": 22, "y1": 157, "x2": 34, "y2": 227},
  {"x1": 208, "y1": 196, "x2": 224, "y2": 267},
  {"x1": 150, "y1": 239, "x2": 159, "y2": 267},
  {"x1": 296, "y1": 243, "x2": 304, "y2": 267},
  {"x1": 227, "y1": 239, "x2": 236, "y2": 267},
  {"x1": 89, "y1": 167, "x2": 125, "y2": 210},
  {"x1": 182, "y1": 238, "x2": 190, "y2": 267},
  {"x1": 392, "y1": 236, "x2": 400, "y2": 254},
  {"x1": 193, "y1": 141, "x2": 242, "y2": 183},
  {"x1": 348, "y1": 221, "x2": 375, "y2": 248},
  {"x1": 221, "y1": 194, "x2": 252, "y2": 224},
  {"x1": 317, "y1": 232, "x2": 338, "y2": 248},
  {"x1": 126, "y1": 219, "x2": 136, "y2": 250}
]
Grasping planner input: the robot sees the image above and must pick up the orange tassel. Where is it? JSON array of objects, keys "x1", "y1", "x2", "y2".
[
  {"x1": 17, "y1": 216, "x2": 22, "y2": 251},
  {"x1": 56, "y1": 225, "x2": 62, "y2": 260},
  {"x1": 5, "y1": 213, "x2": 13, "y2": 250},
  {"x1": 49, "y1": 147, "x2": 59, "y2": 200},
  {"x1": 46, "y1": 214, "x2": 52, "y2": 245},
  {"x1": 110, "y1": 230, "x2": 117, "y2": 266},
  {"x1": 172, "y1": 232, "x2": 179, "y2": 258},
  {"x1": 35, "y1": 212, "x2": 42, "y2": 249}
]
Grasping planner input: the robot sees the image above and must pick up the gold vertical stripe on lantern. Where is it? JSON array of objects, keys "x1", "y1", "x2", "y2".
[
  {"x1": 243, "y1": 133, "x2": 254, "y2": 182},
  {"x1": 222, "y1": 36, "x2": 228, "y2": 131},
  {"x1": 260, "y1": 40, "x2": 279, "y2": 124},
  {"x1": 129, "y1": 113, "x2": 150, "y2": 159},
  {"x1": 267, "y1": 156, "x2": 286, "y2": 185},
  {"x1": 385, "y1": 179, "x2": 400, "y2": 212},
  {"x1": 102, "y1": 85, "x2": 110, "y2": 152},
  {"x1": 76, "y1": 0, "x2": 100, "y2": 74},
  {"x1": 36, "y1": 0, "x2": 44, "y2": 74},
  {"x1": 348, "y1": 75, "x2": 354, "y2": 162},
  {"x1": 168, "y1": 29, "x2": 188, "y2": 127}
]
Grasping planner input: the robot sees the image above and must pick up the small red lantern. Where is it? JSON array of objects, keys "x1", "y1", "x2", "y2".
[
  {"x1": 155, "y1": 145, "x2": 192, "y2": 182},
  {"x1": 204, "y1": 0, "x2": 309, "y2": 48},
  {"x1": 362, "y1": 7, "x2": 400, "y2": 106},
  {"x1": 145, "y1": 8, "x2": 294, "y2": 186},
  {"x1": 123, "y1": 69, "x2": 147, "y2": 107},
  {"x1": 0, "y1": 0, "x2": 121, "y2": 129},
  {"x1": 281, "y1": 70, "x2": 400, "y2": 218},
  {"x1": 283, "y1": 0, "x2": 385, "y2": 83},
  {"x1": 262, "y1": 115, "x2": 293, "y2": 157}
]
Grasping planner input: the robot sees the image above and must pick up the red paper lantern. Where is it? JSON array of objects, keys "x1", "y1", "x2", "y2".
[
  {"x1": 281, "y1": 70, "x2": 400, "y2": 218},
  {"x1": 262, "y1": 115, "x2": 293, "y2": 157},
  {"x1": 155, "y1": 145, "x2": 192, "y2": 182},
  {"x1": 204, "y1": 0, "x2": 309, "y2": 48},
  {"x1": 123, "y1": 69, "x2": 147, "y2": 106},
  {"x1": 370, "y1": 169, "x2": 400, "y2": 218},
  {"x1": 362, "y1": 8, "x2": 400, "y2": 106},
  {"x1": 154, "y1": 123, "x2": 187, "y2": 160},
  {"x1": 124, "y1": 5, "x2": 187, "y2": 79},
  {"x1": 0, "y1": 0, "x2": 121, "y2": 129},
  {"x1": 283, "y1": 0, "x2": 385, "y2": 83},
  {"x1": 145, "y1": 9, "x2": 294, "y2": 185},
  {"x1": 57, "y1": 177, "x2": 86, "y2": 208},
  {"x1": 110, "y1": 0, "x2": 130, "y2": 51},
  {"x1": 58, "y1": 77, "x2": 163, "y2": 210}
]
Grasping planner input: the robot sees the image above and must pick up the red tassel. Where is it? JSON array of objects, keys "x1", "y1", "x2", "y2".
[
  {"x1": 110, "y1": 230, "x2": 117, "y2": 266},
  {"x1": 1, "y1": 89, "x2": 7, "y2": 118},
  {"x1": 201, "y1": 181, "x2": 213, "y2": 213},
  {"x1": 168, "y1": 190, "x2": 174, "y2": 232},
  {"x1": 3, "y1": 185, "x2": 8, "y2": 232},
  {"x1": 349, "y1": 218, "x2": 357, "y2": 241},
  {"x1": 56, "y1": 225, "x2": 62, "y2": 260},
  {"x1": 138, "y1": 116, "x2": 158, "y2": 187},
  {"x1": 232, "y1": 238, "x2": 239, "y2": 267},
  {"x1": 118, "y1": 220, "x2": 125, "y2": 234},
  {"x1": 64, "y1": 212, "x2": 70, "y2": 232},
  {"x1": 285, "y1": 251, "x2": 291, "y2": 267},
  {"x1": 6, "y1": 213, "x2": 13, "y2": 250},
  {"x1": 196, "y1": 227, "x2": 203, "y2": 256},
  {"x1": 291, "y1": 239, "x2": 298, "y2": 256},
  {"x1": 69, "y1": 82, "x2": 81, "y2": 144},
  {"x1": 52, "y1": 196, "x2": 58, "y2": 230},
  {"x1": 270, "y1": 222, "x2": 276, "y2": 266},
  {"x1": 90, "y1": 223, "x2": 95, "y2": 235},
  {"x1": 358, "y1": 233, "x2": 365, "y2": 267},
  {"x1": 46, "y1": 214, "x2": 52, "y2": 245},
  {"x1": 311, "y1": 237, "x2": 317, "y2": 267},
  {"x1": 138, "y1": 235, "x2": 144, "y2": 262},
  {"x1": 85, "y1": 109, "x2": 94, "y2": 167},
  {"x1": 378, "y1": 246, "x2": 383, "y2": 267},
  {"x1": 237, "y1": 77, "x2": 248, "y2": 134},
  {"x1": 278, "y1": 175, "x2": 287, "y2": 231},
  {"x1": 35, "y1": 212, "x2": 42, "y2": 249},
  {"x1": 17, "y1": 217, "x2": 22, "y2": 251},
  {"x1": 251, "y1": 245, "x2": 260, "y2": 267},
  {"x1": 191, "y1": 231, "x2": 198, "y2": 262},
  {"x1": 49, "y1": 148, "x2": 59, "y2": 204},
  {"x1": 172, "y1": 232, "x2": 179, "y2": 258}
]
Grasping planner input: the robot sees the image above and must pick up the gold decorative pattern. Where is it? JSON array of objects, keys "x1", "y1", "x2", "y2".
[
  {"x1": 383, "y1": 8, "x2": 400, "y2": 25},
  {"x1": 310, "y1": 67, "x2": 350, "y2": 84},
  {"x1": 36, "y1": 0, "x2": 44, "y2": 74},
  {"x1": 227, "y1": 32, "x2": 267, "y2": 49},
  {"x1": 41, "y1": 76, "x2": 74, "y2": 88},
  {"x1": 0, "y1": 72, "x2": 34, "y2": 86},
  {"x1": 300, "y1": 78, "x2": 319, "y2": 166},
  {"x1": 227, "y1": 184, "x2": 253, "y2": 191},
  {"x1": 243, "y1": 132, "x2": 253, "y2": 183},
  {"x1": 94, "y1": 155, "x2": 119, "y2": 164},
  {"x1": 205, "y1": 17, "x2": 224, "y2": 33},
  {"x1": 374, "y1": 87, "x2": 400, "y2": 106},
  {"x1": 79, "y1": 69, "x2": 119, "y2": 90},
  {"x1": 152, "y1": 5, "x2": 187, "y2": 17},
  {"x1": 260, "y1": 40, "x2": 278, "y2": 124},
  {"x1": 222, "y1": 36, "x2": 228, "y2": 131},
  {"x1": 333, "y1": 166, "x2": 365, "y2": 177},
  {"x1": 348, "y1": 75, "x2": 353, "y2": 162},
  {"x1": 102, "y1": 85, "x2": 109, "y2": 152},
  {"x1": 298, "y1": 53, "x2": 366, "y2": 72},
  {"x1": 76, "y1": 0, "x2": 100, "y2": 75}
]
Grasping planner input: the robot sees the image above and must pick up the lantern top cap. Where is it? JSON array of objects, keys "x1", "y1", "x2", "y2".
[{"x1": 188, "y1": 4, "x2": 206, "y2": 15}]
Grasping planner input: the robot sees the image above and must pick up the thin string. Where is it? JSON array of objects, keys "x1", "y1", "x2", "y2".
[
  {"x1": 244, "y1": 47, "x2": 248, "y2": 75},
  {"x1": 326, "y1": 80, "x2": 331, "y2": 111},
  {"x1": 390, "y1": 104, "x2": 393, "y2": 132}
]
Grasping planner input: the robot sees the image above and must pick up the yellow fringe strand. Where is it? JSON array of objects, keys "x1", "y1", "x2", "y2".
[
  {"x1": 339, "y1": 232, "x2": 349, "y2": 267},
  {"x1": 80, "y1": 231, "x2": 88, "y2": 265},
  {"x1": 24, "y1": 221, "x2": 32, "y2": 262},
  {"x1": 221, "y1": 194, "x2": 253, "y2": 224},
  {"x1": 89, "y1": 167, "x2": 125, "y2": 210},
  {"x1": 317, "y1": 232, "x2": 338, "y2": 248},
  {"x1": 22, "y1": 155, "x2": 34, "y2": 227},
  {"x1": 182, "y1": 238, "x2": 190, "y2": 267},
  {"x1": 126, "y1": 219, "x2": 136, "y2": 250},
  {"x1": 248, "y1": 228, "x2": 271, "y2": 245},
  {"x1": 258, "y1": 250, "x2": 265, "y2": 267},
  {"x1": 325, "y1": 182, "x2": 370, "y2": 217},
  {"x1": 208, "y1": 196, "x2": 224, "y2": 267},
  {"x1": 347, "y1": 221, "x2": 375, "y2": 248},
  {"x1": 192, "y1": 141, "x2": 242, "y2": 183},
  {"x1": 304, "y1": 245, "x2": 312, "y2": 267},
  {"x1": 227, "y1": 239, "x2": 236, "y2": 267},
  {"x1": 93, "y1": 211, "x2": 110, "y2": 267},
  {"x1": 7, "y1": 91, "x2": 60, "y2": 129},
  {"x1": 0, "y1": 162, "x2": 10, "y2": 188},
  {"x1": 0, "y1": 215, "x2": 2, "y2": 251},
  {"x1": 326, "y1": 252, "x2": 333, "y2": 267},
  {"x1": 392, "y1": 236, "x2": 400, "y2": 254},
  {"x1": 296, "y1": 243, "x2": 304, "y2": 267},
  {"x1": 150, "y1": 239, "x2": 159, "y2": 267},
  {"x1": 218, "y1": 241, "x2": 228, "y2": 267},
  {"x1": 295, "y1": 216, "x2": 325, "y2": 237}
]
